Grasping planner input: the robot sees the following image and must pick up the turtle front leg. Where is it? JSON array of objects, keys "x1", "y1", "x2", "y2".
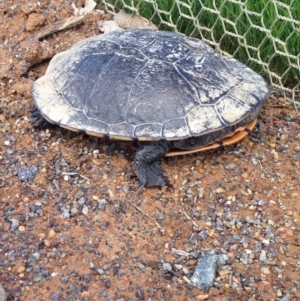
[
  {"x1": 133, "y1": 140, "x2": 171, "y2": 187},
  {"x1": 31, "y1": 106, "x2": 51, "y2": 127}
]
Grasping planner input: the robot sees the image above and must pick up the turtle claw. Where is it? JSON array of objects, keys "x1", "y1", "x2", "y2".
[
  {"x1": 30, "y1": 106, "x2": 51, "y2": 128},
  {"x1": 135, "y1": 160, "x2": 168, "y2": 188},
  {"x1": 133, "y1": 141, "x2": 171, "y2": 187}
]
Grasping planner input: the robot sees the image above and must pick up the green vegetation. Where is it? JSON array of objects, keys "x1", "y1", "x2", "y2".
[{"x1": 100, "y1": 0, "x2": 300, "y2": 87}]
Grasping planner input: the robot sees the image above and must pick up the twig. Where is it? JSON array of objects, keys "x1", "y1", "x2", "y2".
[
  {"x1": 61, "y1": 171, "x2": 92, "y2": 182},
  {"x1": 126, "y1": 199, "x2": 161, "y2": 229},
  {"x1": 171, "y1": 248, "x2": 191, "y2": 256},
  {"x1": 256, "y1": 159, "x2": 265, "y2": 172},
  {"x1": 35, "y1": 15, "x2": 85, "y2": 40},
  {"x1": 182, "y1": 211, "x2": 199, "y2": 228}
]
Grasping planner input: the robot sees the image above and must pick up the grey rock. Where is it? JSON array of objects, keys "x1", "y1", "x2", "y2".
[
  {"x1": 18, "y1": 165, "x2": 39, "y2": 181},
  {"x1": 225, "y1": 163, "x2": 236, "y2": 170},
  {"x1": 162, "y1": 262, "x2": 172, "y2": 272},
  {"x1": 190, "y1": 253, "x2": 228, "y2": 290},
  {"x1": 278, "y1": 297, "x2": 289, "y2": 301},
  {"x1": 259, "y1": 250, "x2": 267, "y2": 261},
  {"x1": 10, "y1": 218, "x2": 20, "y2": 231},
  {"x1": 0, "y1": 283, "x2": 6, "y2": 301}
]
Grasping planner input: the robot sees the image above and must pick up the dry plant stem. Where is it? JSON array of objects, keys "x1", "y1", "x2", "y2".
[
  {"x1": 257, "y1": 159, "x2": 265, "y2": 172},
  {"x1": 61, "y1": 171, "x2": 92, "y2": 182},
  {"x1": 35, "y1": 15, "x2": 85, "y2": 40},
  {"x1": 126, "y1": 199, "x2": 162, "y2": 229},
  {"x1": 182, "y1": 211, "x2": 199, "y2": 228}
]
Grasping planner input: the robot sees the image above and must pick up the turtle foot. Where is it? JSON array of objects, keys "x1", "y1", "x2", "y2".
[
  {"x1": 30, "y1": 106, "x2": 51, "y2": 128},
  {"x1": 134, "y1": 160, "x2": 168, "y2": 187},
  {"x1": 133, "y1": 141, "x2": 171, "y2": 187}
]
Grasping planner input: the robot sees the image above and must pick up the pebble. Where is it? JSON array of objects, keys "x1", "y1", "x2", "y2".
[
  {"x1": 10, "y1": 218, "x2": 20, "y2": 231},
  {"x1": 162, "y1": 262, "x2": 172, "y2": 272},
  {"x1": 17, "y1": 266, "x2": 25, "y2": 273},
  {"x1": 196, "y1": 294, "x2": 209, "y2": 300},
  {"x1": 259, "y1": 250, "x2": 267, "y2": 261},
  {"x1": 272, "y1": 151, "x2": 279, "y2": 161},
  {"x1": 82, "y1": 206, "x2": 89, "y2": 215},
  {"x1": 278, "y1": 297, "x2": 290, "y2": 301},
  {"x1": 225, "y1": 163, "x2": 235, "y2": 170},
  {"x1": 17, "y1": 165, "x2": 39, "y2": 181},
  {"x1": 19, "y1": 225, "x2": 26, "y2": 232},
  {"x1": 97, "y1": 199, "x2": 106, "y2": 211},
  {"x1": 48, "y1": 229, "x2": 56, "y2": 238},
  {"x1": 190, "y1": 254, "x2": 228, "y2": 289},
  {"x1": 260, "y1": 267, "x2": 271, "y2": 274},
  {"x1": 0, "y1": 283, "x2": 6, "y2": 301}
]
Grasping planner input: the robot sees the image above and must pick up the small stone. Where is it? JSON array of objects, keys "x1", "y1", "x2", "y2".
[
  {"x1": 242, "y1": 172, "x2": 248, "y2": 178},
  {"x1": 196, "y1": 295, "x2": 209, "y2": 300},
  {"x1": 259, "y1": 250, "x2": 267, "y2": 261},
  {"x1": 70, "y1": 207, "x2": 78, "y2": 215},
  {"x1": 258, "y1": 200, "x2": 267, "y2": 206},
  {"x1": 82, "y1": 206, "x2": 88, "y2": 215},
  {"x1": 18, "y1": 165, "x2": 38, "y2": 181},
  {"x1": 260, "y1": 267, "x2": 270, "y2": 274},
  {"x1": 44, "y1": 240, "x2": 51, "y2": 247},
  {"x1": 182, "y1": 267, "x2": 189, "y2": 274},
  {"x1": 48, "y1": 229, "x2": 56, "y2": 238},
  {"x1": 225, "y1": 163, "x2": 235, "y2": 170},
  {"x1": 272, "y1": 151, "x2": 279, "y2": 161},
  {"x1": 10, "y1": 218, "x2": 20, "y2": 231},
  {"x1": 135, "y1": 287, "x2": 145, "y2": 300},
  {"x1": 60, "y1": 209, "x2": 70, "y2": 219},
  {"x1": 98, "y1": 199, "x2": 106, "y2": 211},
  {"x1": 190, "y1": 254, "x2": 228, "y2": 290},
  {"x1": 218, "y1": 269, "x2": 230, "y2": 276},
  {"x1": 32, "y1": 252, "x2": 41, "y2": 261},
  {"x1": 162, "y1": 262, "x2": 172, "y2": 272},
  {"x1": 19, "y1": 225, "x2": 26, "y2": 232},
  {"x1": 216, "y1": 188, "x2": 224, "y2": 193},
  {"x1": 17, "y1": 266, "x2": 25, "y2": 273},
  {"x1": 245, "y1": 287, "x2": 253, "y2": 294},
  {"x1": 92, "y1": 149, "x2": 99, "y2": 158},
  {"x1": 174, "y1": 264, "x2": 183, "y2": 270},
  {"x1": 262, "y1": 239, "x2": 269, "y2": 245},
  {"x1": 0, "y1": 283, "x2": 6, "y2": 301},
  {"x1": 208, "y1": 229, "x2": 215, "y2": 237},
  {"x1": 277, "y1": 297, "x2": 290, "y2": 301},
  {"x1": 26, "y1": 13, "x2": 46, "y2": 31}
]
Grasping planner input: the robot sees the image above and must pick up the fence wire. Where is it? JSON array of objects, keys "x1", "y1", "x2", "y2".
[{"x1": 101, "y1": 0, "x2": 300, "y2": 108}]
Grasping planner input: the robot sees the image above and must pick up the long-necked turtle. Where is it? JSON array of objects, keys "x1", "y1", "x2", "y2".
[{"x1": 31, "y1": 29, "x2": 270, "y2": 187}]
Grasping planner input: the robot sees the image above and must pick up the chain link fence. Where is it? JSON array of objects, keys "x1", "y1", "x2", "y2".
[{"x1": 100, "y1": 0, "x2": 300, "y2": 108}]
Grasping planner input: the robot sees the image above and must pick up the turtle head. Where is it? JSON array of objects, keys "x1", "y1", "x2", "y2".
[{"x1": 172, "y1": 131, "x2": 222, "y2": 150}]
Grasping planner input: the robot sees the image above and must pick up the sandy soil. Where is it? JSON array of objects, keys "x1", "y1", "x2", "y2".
[{"x1": 0, "y1": 1, "x2": 300, "y2": 300}]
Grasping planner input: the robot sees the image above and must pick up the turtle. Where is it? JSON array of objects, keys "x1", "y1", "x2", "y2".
[{"x1": 31, "y1": 29, "x2": 270, "y2": 187}]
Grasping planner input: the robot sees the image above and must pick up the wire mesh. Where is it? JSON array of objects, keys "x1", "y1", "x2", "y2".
[{"x1": 100, "y1": 0, "x2": 300, "y2": 108}]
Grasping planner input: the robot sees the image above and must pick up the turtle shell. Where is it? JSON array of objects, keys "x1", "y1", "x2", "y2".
[{"x1": 32, "y1": 29, "x2": 269, "y2": 146}]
